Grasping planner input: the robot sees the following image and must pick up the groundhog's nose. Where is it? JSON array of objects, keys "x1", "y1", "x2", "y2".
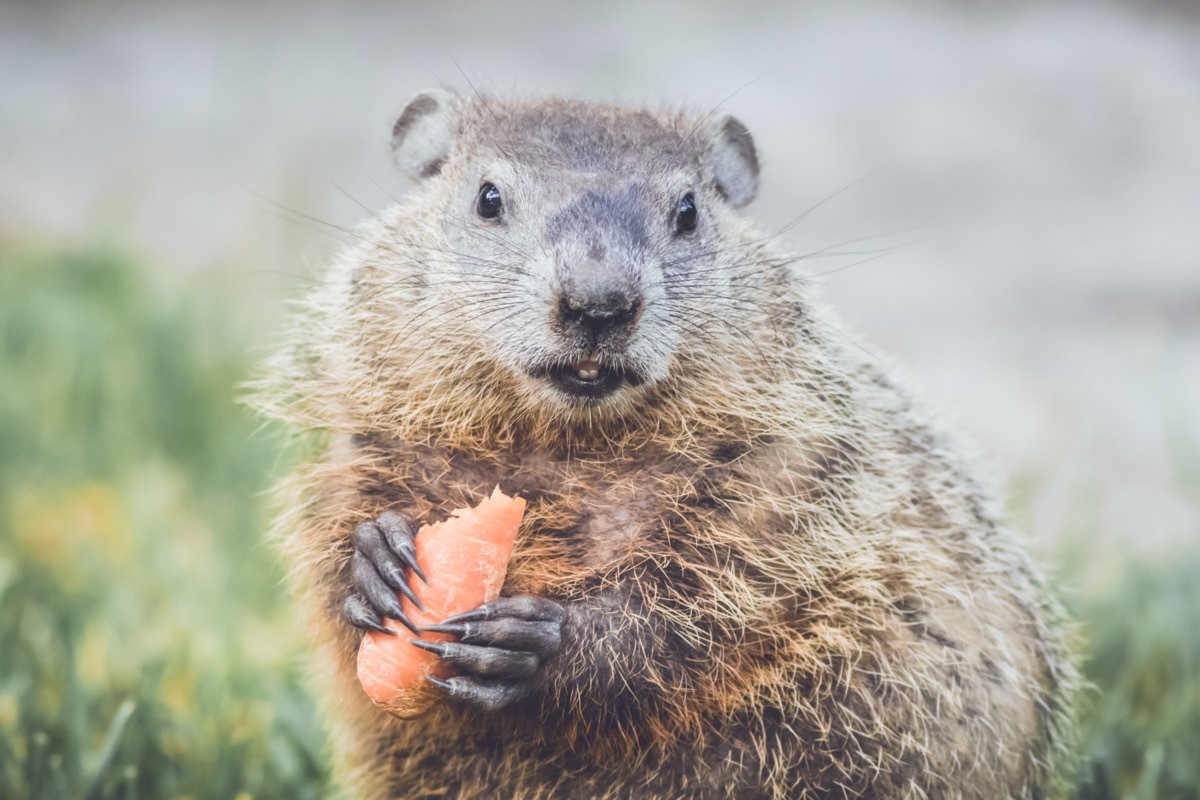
[
  {"x1": 558, "y1": 291, "x2": 641, "y2": 334},
  {"x1": 557, "y1": 267, "x2": 642, "y2": 336}
]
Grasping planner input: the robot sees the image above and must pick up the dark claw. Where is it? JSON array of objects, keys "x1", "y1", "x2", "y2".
[
  {"x1": 414, "y1": 595, "x2": 566, "y2": 713},
  {"x1": 408, "y1": 638, "x2": 447, "y2": 655},
  {"x1": 397, "y1": 543, "x2": 427, "y2": 585},
  {"x1": 378, "y1": 561, "x2": 427, "y2": 613},
  {"x1": 439, "y1": 595, "x2": 566, "y2": 626},
  {"x1": 408, "y1": 638, "x2": 539, "y2": 680},
  {"x1": 352, "y1": 520, "x2": 427, "y2": 609},
  {"x1": 352, "y1": 552, "x2": 418, "y2": 635},
  {"x1": 377, "y1": 511, "x2": 428, "y2": 584},
  {"x1": 343, "y1": 510, "x2": 429, "y2": 637},
  {"x1": 419, "y1": 618, "x2": 561, "y2": 657},
  {"x1": 342, "y1": 593, "x2": 393, "y2": 635},
  {"x1": 425, "y1": 675, "x2": 529, "y2": 713},
  {"x1": 425, "y1": 675, "x2": 452, "y2": 692}
]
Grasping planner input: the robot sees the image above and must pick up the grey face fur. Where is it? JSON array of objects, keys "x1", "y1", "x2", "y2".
[{"x1": 389, "y1": 90, "x2": 760, "y2": 408}]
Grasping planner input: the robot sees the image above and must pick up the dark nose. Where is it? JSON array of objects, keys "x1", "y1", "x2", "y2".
[{"x1": 557, "y1": 287, "x2": 641, "y2": 335}]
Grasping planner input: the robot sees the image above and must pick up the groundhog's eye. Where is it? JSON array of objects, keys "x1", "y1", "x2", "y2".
[
  {"x1": 476, "y1": 182, "x2": 504, "y2": 220},
  {"x1": 674, "y1": 192, "x2": 697, "y2": 236}
]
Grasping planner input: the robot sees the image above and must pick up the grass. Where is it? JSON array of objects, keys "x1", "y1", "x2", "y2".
[
  {"x1": 0, "y1": 243, "x2": 1197, "y2": 798},
  {"x1": 1069, "y1": 555, "x2": 1200, "y2": 799},
  {"x1": 0, "y1": 244, "x2": 326, "y2": 799}
]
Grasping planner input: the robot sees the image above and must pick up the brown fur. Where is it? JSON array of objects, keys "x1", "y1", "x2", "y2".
[{"x1": 254, "y1": 94, "x2": 1078, "y2": 799}]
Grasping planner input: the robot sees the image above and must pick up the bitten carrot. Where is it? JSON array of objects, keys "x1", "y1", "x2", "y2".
[{"x1": 355, "y1": 486, "x2": 526, "y2": 718}]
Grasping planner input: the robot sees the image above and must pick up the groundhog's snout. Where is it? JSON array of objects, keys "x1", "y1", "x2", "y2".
[
  {"x1": 556, "y1": 291, "x2": 640, "y2": 336},
  {"x1": 544, "y1": 259, "x2": 645, "y2": 399},
  {"x1": 554, "y1": 258, "x2": 643, "y2": 341}
]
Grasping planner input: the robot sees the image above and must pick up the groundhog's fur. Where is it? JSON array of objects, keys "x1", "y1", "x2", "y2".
[{"x1": 255, "y1": 92, "x2": 1078, "y2": 799}]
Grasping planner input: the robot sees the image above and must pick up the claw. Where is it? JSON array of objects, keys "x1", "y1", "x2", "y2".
[
  {"x1": 437, "y1": 607, "x2": 490, "y2": 626},
  {"x1": 397, "y1": 543, "x2": 429, "y2": 585},
  {"x1": 408, "y1": 638, "x2": 449, "y2": 656},
  {"x1": 381, "y1": 565, "x2": 428, "y2": 613},
  {"x1": 342, "y1": 594, "x2": 395, "y2": 635},
  {"x1": 424, "y1": 675, "x2": 529, "y2": 712},
  {"x1": 438, "y1": 595, "x2": 566, "y2": 626},
  {"x1": 412, "y1": 637, "x2": 539, "y2": 679},
  {"x1": 352, "y1": 552, "x2": 420, "y2": 635},
  {"x1": 390, "y1": 612, "x2": 420, "y2": 636},
  {"x1": 377, "y1": 511, "x2": 428, "y2": 585},
  {"x1": 420, "y1": 618, "x2": 560, "y2": 656}
]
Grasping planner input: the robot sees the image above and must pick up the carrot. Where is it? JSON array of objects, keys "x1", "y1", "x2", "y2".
[{"x1": 355, "y1": 486, "x2": 526, "y2": 718}]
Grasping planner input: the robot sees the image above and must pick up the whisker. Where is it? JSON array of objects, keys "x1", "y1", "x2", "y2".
[
  {"x1": 451, "y1": 57, "x2": 516, "y2": 163},
  {"x1": 371, "y1": 179, "x2": 402, "y2": 205},
  {"x1": 255, "y1": 208, "x2": 355, "y2": 246},
  {"x1": 679, "y1": 74, "x2": 767, "y2": 146},
  {"x1": 658, "y1": 301, "x2": 772, "y2": 370},
  {"x1": 658, "y1": 290, "x2": 787, "y2": 344},
  {"x1": 771, "y1": 165, "x2": 888, "y2": 240},
  {"x1": 239, "y1": 183, "x2": 362, "y2": 238},
  {"x1": 333, "y1": 182, "x2": 377, "y2": 217},
  {"x1": 440, "y1": 216, "x2": 535, "y2": 263},
  {"x1": 805, "y1": 251, "x2": 898, "y2": 282},
  {"x1": 372, "y1": 290, "x2": 516, "y2": 366},
  {"x1": 407, "y1": 302, "x2": 527, "y2": 374},
  {"x1": 667, "y1": 255, "x2": 797, "y2": 287},
  {"x1": 359, "y1": 268, "x2": 526, "y2": 304}
]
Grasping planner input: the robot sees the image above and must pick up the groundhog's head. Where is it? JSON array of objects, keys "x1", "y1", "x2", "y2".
[{"x1": 359, "y1": 91, "x2": 776, "y2": 430}]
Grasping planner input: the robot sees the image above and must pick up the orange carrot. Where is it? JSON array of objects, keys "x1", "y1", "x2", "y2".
[{"x1": 356, "y1": 486, "x2": 526, "y2": 718}]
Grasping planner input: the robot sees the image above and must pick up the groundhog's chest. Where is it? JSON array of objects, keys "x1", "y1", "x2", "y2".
[{"x1": 388, "y1": 442, "x2": 693, "y2": 582}]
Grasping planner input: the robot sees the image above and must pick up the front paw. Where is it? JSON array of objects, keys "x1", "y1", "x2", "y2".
[
  {"x1": 341, "y1": 511, "x2": 428, "y2": 636},
  {"x1": 416, "y1": 595, "x2": 565, "y2": 712}
]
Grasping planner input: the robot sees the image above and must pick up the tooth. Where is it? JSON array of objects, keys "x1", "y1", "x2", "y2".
[{"x1": 573, "y1": 356, "x2": 602, "y2": 382}]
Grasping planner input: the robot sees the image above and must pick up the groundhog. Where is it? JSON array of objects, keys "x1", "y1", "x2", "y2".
[{"x1": 255, "y1": 90, "x2": 1078, "y2": 799}]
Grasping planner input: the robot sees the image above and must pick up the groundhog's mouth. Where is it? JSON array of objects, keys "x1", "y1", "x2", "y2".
[{"x1": 538, "y1": 358, "x2": 640, "y2": 400}]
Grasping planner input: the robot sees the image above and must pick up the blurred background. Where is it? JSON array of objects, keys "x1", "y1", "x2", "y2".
[{"x1": 1, "y1": 0, "x2": 1197, "y2": 797}]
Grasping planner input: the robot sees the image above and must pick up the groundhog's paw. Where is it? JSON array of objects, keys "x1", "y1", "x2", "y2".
[
  {"x1": 417, "y1": 595, "x2": 565, "y2": 712},
  {"x1": 342, "y1": 511, "x2": 427, "y2": 636}
]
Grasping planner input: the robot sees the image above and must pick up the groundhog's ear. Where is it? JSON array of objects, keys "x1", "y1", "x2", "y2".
[
  {"x1": 390, "y1": 89, "x2": 457, "y2": 179},
  {"x1": 707, "y1": 115, "x2": 759, "y2": 208}
]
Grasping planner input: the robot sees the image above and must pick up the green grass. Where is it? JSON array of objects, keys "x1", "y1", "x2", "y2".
[
  {"x1": 0, "y1": 243, "x2": 1197, "y2": 798},
  {"x1": 1069, "y1": 554, "x2": 1200, "y2": 799},
  {"x1": 1055, "y1": 437, "x2": 1200, "y2": 800},
  {"x1": 0, "y1": 244, "x2": 327, "y2": 799}
]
